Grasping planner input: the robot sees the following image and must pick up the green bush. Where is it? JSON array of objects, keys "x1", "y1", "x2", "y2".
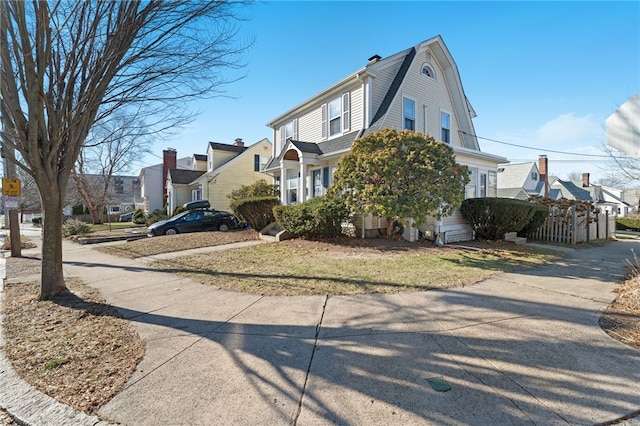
[
  {"x1": 172, "y1": 205, "x2": 186, "y2": 217},
  {"x1": 227, "y1": 179, "x2": 280, "y2": 203},
  {"x1": 132, "y1": 208, "x2": 146, "y2": 224},
  {"x1": 146, "y1": 209, "x2": 168, "y2": 226},
  {"x1": 460, "y1": 198, "x2": 548, "y2": 241},
  {"x1": 231, "y1": 196, "x2": 280, "y2": 231},
  {"x1": 519, "y1": 204, "x2": 550, "y2": 237},
  {"x1": 63, "y1": 218, "x2": 91, "y2": 237},
  {"x1": 273, "y1": 195, "x2": 349, "y2": 239},
  {"x1": 617, "y1": 217, "x2": 640, "y2": 231}
]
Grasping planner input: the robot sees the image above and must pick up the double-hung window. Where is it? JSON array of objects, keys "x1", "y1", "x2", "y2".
[
  {"x1": 328, "y1": 98, "x2": 341, "y2": 136},
  {"x1": 322, "y1": 92, "x2": 350, "y2": 139},
  {"x1": 441, "y1": 111, "x2": 451, "y2": 143},
  {"x1": 403, "y1": 97, "x2": 415, "y2": 131}
]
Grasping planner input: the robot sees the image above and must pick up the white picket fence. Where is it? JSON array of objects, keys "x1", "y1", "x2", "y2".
[{"x1": 533, "y1": 207, "x2": 616, "y2": 244}]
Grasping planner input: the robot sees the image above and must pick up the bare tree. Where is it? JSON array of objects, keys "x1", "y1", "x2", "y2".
[
  {"x1": 600, "y1": 143, "x2": 640, "y2": 188},
  {"x1": 73, "y1": 112, "x2": 153, "y2": 224},
  {"x1": 0, "y1": 1, "x2": 251, "y2": 299}
]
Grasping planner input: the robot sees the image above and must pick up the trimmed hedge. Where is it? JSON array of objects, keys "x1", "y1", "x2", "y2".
[
  {"x1": 617, "y1": 217, "x2": 640, "y2": 231},
  {"x1": 273, "y1": 195, "x2": 349, "y2": 239},
  {"x1": 231, "y1": 196, "x2": 280, "y2": 231},
  {"x1": 460, "y1": 198, "x2": 548, "y2": 240}
]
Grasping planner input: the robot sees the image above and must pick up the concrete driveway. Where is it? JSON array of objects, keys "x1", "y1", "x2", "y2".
[{"x1": 2, "y1": 235, "x2": 640, "y2": 425}]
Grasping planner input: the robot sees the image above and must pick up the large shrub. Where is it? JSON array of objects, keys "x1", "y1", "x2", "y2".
[
  {"x1": 146, "y1": 209, "x2": 168, "y2": 226},
  {"x1": 62, "y1": 218, "x2": 91, "y2": 237},
  {"x1": 231, "y1": 196, "x2": 281, "y2": 231},
  {"x1": 617, "y1": 217, "x2": 640, "y2": 231},
  {"x1": 460, "y1": 198, "x2": 548, "y2": 240},
  {"x1": 273, "y1": 195, "x2": 349, "y2": 239},
  {"x1": 228, "y1": 179, "x2": 280, "y2": 202},
  {"x1": 132, "y1": 208, "x2": 146, "y2": 224}
]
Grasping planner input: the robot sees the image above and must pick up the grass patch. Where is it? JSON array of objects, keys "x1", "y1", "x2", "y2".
[
  {"x1": 153, "y1": 239, "x2": 559, "y2": 296},
  {"x1": 96, "y1": 229, "x2": 259, "y2": 258}
]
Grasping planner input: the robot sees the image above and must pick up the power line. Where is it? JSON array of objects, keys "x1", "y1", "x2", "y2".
[{"x1": 461, "y1": 131, "x2": 625, "y2": 159}]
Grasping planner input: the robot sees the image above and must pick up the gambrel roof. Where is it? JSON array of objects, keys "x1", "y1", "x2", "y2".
[{"x1": 266, "y1": 35, "x2": 481, "y2": 155}]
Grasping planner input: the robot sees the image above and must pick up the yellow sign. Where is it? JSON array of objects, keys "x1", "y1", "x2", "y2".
[{"x1": 2, "y1": 178, "x2": 21, "y2": 196}]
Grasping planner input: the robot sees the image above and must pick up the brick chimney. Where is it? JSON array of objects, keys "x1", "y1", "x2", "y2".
[
  {"x1": 582, "y1": 172, "x2": 590, "y2": 188},
  {"x1": 163, "y1": 148, "x2": 177, "y2": 199},
  {"x1": 234, "y1": 138, "x2": 244, "y2": 147},
  {"x1": 538, "y1": 155, "x2": 549, "y2": 198},
  {"x1": 368, "y1": 54, "x2": 381, "y2": 65}
]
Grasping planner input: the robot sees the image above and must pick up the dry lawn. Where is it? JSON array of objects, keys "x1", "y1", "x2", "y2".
[
  {"x1": 1, "y1": 262, "x2": 145, "y2": 414},
  {"x1": 157, "y1": 238, "x2": 558, "y2": 296},
  {"x1": 96, "y1": 228, "x2": 258, "y2": 258}
]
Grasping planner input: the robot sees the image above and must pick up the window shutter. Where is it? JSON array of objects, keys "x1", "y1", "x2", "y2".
[
  {"x1": 342, "y1": 92, "x2": 350, "y2": 132},
  {"x1": 293, "y1": 118, "x2": 298, "y2": 140},
  {"x1": 254, "y1": 154, "x2": 260, "y2": 172},
  {"x1": 321, "y1": 103, "x2": 327, "y2": 139},
  {"x1": 279, "y1": 126, "x2": 285, "y2": 152},
  {"x1": 322, "y1": 167, "x2": 330, "y2": 188}
]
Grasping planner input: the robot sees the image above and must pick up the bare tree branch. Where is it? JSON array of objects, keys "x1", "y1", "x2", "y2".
[{"x1": 0, "y1": 0, "x2": 253, "y2": 299}]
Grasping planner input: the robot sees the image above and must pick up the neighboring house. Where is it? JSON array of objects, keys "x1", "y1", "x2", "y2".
[
  {"x1": 264, "y1": 35, "x2": 506, "y2": 242},
  {"x1": 497, "y1": 155, "x2": 561, "y2": 200},
  {"x1": 549, "y1": 173, "x2": 630, "y2": 217},
  {"x1": 139, "y1": 149, "x2": 194, "y2": 214},
  {"x1": 166, "y1": 138, "x2": 272, "y2": 214},
  {"x1": 67, "y1": 173, "x2": 141, "y2": 214},
  {"x1": 623, "y1": 188, "x2": 640, "y2": 214}
]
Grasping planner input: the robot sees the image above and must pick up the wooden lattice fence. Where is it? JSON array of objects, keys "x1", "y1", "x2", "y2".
[{"x1": 532, "y1": 206, "x2": 615, "y2": 244}]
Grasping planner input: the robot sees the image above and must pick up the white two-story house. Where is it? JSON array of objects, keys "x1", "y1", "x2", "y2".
[{"x1": 264, "y1": 35, "x2": 506, "y2": 242}]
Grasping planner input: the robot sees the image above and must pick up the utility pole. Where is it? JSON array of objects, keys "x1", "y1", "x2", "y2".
[{"x1": 0, "y1": 12, "x2": 22, "y2": 258}]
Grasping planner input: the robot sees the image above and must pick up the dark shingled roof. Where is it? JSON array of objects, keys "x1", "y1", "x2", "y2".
[
  {"x1": 208, "y1": 142, "x2": 247, "y2": 153},
  {"x1": 316, "y1": 131, "x2": 359, "y2": 154},
  {"x1": 290, "y1": 140, "x2": 323, "y2": 154},
  {"x1": 193, "y1": 154, "x2": 207, "y2": 161},
  {"x1": 168, "y1": 169, "x2": 205, "y2": 184}
]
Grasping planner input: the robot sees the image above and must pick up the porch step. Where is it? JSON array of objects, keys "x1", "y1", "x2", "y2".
[
  {"x1": 504, "y1": 232, "x2": 527, "y2": 245},
  {"x1": 259, "y1": 222, "x2": 295, "y2": 242}
]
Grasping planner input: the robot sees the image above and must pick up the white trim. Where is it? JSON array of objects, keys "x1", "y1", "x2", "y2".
[{"x1": 421, "y1": 62, "x2": 436, "y2": 79}]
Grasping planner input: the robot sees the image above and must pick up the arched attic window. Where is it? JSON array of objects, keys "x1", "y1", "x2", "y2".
[{"x1": 421, "y1": 63, "x2": 436, "y2": 79}]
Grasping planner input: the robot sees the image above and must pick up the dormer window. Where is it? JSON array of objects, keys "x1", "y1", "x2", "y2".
[{"x1": 421, "y1": 63, "x2": 436, "y2": 79}]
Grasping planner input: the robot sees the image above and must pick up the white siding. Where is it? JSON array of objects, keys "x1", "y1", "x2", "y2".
[
  {"x1": 382, "y1": 55, "x2": 466, "y2": 147},
  {"x1": 298, "y1": 107, "x2": 323, "y2": 141},
  {"x1": 371, "y1": 61, "x2": 402, "y2": 121}
]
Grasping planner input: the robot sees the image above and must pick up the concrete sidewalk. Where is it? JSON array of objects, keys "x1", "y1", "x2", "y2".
[{"x1": 3, "y1": 237, "x2": 640, "y2": 425}]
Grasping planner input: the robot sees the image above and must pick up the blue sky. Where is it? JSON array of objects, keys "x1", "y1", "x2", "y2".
[{"x1": 138, "y1": 1, "x2": 640, "y2": 184}]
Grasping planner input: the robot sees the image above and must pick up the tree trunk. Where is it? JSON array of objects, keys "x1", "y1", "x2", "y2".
[
  {"x1": 39, "y1": 189, "x2": 68, "y2": 300},
  {"x1": 386, "y1": 217, "x2": 394, "y2": 237}
]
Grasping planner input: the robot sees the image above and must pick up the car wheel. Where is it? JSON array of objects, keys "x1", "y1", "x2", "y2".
[
  {"x1": 218, "y1": 222, "x2": 230, "y2": 232},
  {"x1": 165, "y1": 228, "x2": 179, "y2": 235}
]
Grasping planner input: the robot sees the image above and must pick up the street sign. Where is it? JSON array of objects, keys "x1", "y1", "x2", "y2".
[
  {"x1": 4, "y1": 196, "x2": 18, "y2": 210},
  {"x1": 2, "y1": 178, "x2": 21, "y2": 196}
]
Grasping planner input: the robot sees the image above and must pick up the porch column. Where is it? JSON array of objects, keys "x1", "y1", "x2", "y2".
[
  {"x1": 299, "y1": 160, "x2": 307, "y2": 203},
  {"x1": 280, "y1": 165, "x2": 287, "y2": 205}
]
